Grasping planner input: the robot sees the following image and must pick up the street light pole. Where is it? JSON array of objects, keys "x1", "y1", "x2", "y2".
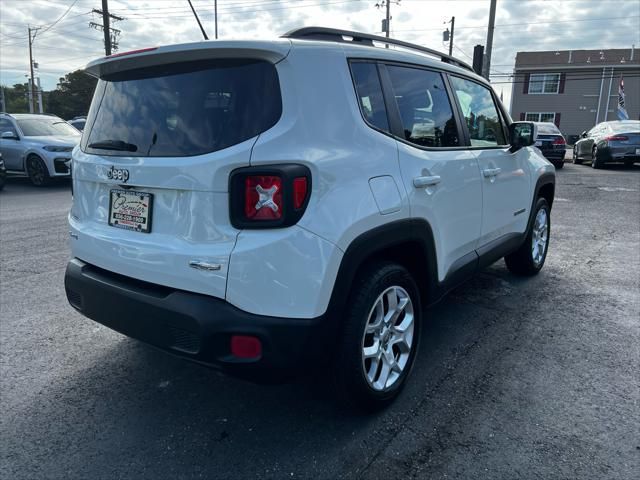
[{"x1": 215, "y1": 0, "x2": 218, "y2": 39}]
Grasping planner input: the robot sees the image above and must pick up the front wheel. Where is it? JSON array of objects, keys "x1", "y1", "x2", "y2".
[
  {"x1": 26, "y1": 155, "x2": 51, "y2": 186},
  {"x1": 334, "y1": 262, "x2": 421, "y2": 411},
  {"x1": 505, "y1": 197, "x2": 550, "y2": 276}
]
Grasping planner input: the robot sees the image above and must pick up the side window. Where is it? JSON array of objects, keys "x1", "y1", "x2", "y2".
[
  {"x1": 450, "y1": 76, "x2": 507, "y2": 147},
  {"x1": 386, "y1": 65, "x2": 460, "y2": 147},
  {"x1": 0, "y1": 118, "x2": 18, "y2": 136},
  {"x1": 350, "y1": 62, "x2": 390, "y2": 133}
]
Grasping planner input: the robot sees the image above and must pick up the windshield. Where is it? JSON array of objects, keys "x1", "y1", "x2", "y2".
[
  {"x1": 17, "y1": 117, "x2": 80, "y2": 137},
  {"x1": 83, "y1": 58, "x2": 282, "y2": 157}
]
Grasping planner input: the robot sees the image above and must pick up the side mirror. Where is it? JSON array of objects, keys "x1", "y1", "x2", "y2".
[
  {"x1": 581, "y1": 131, "x2": 587, "y2": 138},
  {"x1": 1, "y1": 131, "x2": 18, "y2": 140},
  {"x1": 509, "y1": 122, "x2": 537, "y2": 152}
]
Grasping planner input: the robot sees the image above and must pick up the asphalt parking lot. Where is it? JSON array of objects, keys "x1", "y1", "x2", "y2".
[{"x1": 1, "y1": 161, "x2": 639, "y2": 479}]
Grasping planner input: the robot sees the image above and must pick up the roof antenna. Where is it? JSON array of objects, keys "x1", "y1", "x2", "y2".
[{"x1": 187, "y1": 0, "x2": 209, "y2": 40}]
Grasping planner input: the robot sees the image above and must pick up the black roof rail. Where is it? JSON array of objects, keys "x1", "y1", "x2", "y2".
[{"x1": 282, "y1": 27, "x2": 474, "y2": 73}]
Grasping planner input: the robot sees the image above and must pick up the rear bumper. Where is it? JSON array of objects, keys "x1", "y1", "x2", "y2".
[
  {"x1": 540, "y1": 149, "x2": 565, "y2": 161},
  {"x1": 599, "y1": 145, "x2": 640, "y2": 162},
  {"x1": 64, "y1": 258, "x2": 328, "y2": 376}
]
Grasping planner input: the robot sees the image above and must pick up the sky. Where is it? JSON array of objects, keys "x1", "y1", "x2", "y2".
[{"x1": 1, "y1": 0, "x2": 639, "y2": 108}]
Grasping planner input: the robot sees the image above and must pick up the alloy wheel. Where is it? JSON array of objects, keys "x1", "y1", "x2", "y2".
[
  {"x1": 27, "y1": 157, "x2": 46, "y2": 186},
  {"x1": 361, "y1": 286, "x2": 415, "y2": 391},
  {"x1": 531, "y1": 208, "x2": 548, "y2": 266}
]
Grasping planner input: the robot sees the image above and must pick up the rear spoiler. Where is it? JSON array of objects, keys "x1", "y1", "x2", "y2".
[{"x1": 83, "y1": 39, "x2": 292, "y2": 78}]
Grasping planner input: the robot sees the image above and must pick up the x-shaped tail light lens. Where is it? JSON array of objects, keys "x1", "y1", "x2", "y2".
[{"x1": 244, "y1": 176, "x2": 283, "y2": 220}]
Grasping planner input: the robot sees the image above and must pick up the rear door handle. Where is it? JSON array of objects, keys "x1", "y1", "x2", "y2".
[
  {"x1": 482, "y1": 168, "x2": 502, "y2": 178},
  {"x1": 413, "y1": 175, "x2": 441, "y2": 188}
]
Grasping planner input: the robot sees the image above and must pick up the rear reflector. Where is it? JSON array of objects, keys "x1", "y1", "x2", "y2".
[
  {"x1": 552, "y1": 137, "x2": 566, "y2": 145},
  {"x1": 605, "y1": 135, "x2": 628, "y2": 142},
  {"x1": 244, "y1": 176, "x2": 283, "y2": 220},
  {"x1": 230, "y1": 335, "x2": 262, "y2": 359}
]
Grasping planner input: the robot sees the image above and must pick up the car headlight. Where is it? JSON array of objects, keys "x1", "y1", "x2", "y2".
[{"x1": 43, "y1": 145, "x2": 73, "y2": 152}]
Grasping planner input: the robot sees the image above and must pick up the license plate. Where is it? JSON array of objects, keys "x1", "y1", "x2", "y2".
[{"x1": 108, "y1": 189, "x2": 153, "y2": 233}]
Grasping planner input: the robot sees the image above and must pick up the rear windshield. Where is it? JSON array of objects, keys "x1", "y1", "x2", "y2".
[
  {"x1": 83, "y1": 59, "x2": 281, "y2": 157},
  {"x1": 536, "y1": 122, "x2": 561, "y2": 135},
  {"x1": 609, "y1": 121, "x2": 640, "y2": 133},
  {"x1": 18, "y1": 117, "x2": 80, "y2": 137}
]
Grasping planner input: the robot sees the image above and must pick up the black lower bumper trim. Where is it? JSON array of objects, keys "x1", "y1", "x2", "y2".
[{"x1": 64, "y1": 258, "x2": 328, "y2": 375}]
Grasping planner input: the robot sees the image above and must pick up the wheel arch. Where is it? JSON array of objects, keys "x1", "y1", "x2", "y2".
[{"x1": 325, "y1": 219, "x2": 439, "y2": 320}]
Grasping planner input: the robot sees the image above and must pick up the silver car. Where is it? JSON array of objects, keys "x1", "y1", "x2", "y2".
[
  {"x1": 0, "y1": 113, "x2": 81, "y2": 186},
  {"x1": 573, "y1": 120, "x2": 640, "y2": 169}
]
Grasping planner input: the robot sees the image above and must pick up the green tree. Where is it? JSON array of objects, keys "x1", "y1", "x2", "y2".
[
  {"x1": 1, "y1": 83, "x2": 30, "y2": 113},
  {"x1": 46, "y1": 70, "x2": 97, "y2": 119}
]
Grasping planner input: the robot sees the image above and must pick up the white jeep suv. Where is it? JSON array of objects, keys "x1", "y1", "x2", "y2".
[{"x1": 65, "y1": 28, "x2": 555, "y2": 409}]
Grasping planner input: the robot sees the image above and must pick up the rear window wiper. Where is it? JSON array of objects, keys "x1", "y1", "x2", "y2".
[{"x1": 88, "y1": 140, "x2": 138, "y2": 152}]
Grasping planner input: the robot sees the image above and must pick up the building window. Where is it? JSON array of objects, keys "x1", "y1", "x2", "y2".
[
  {"x1": 525, "y1": 112, "x2": 556, "y2": 124},
  {"x1": 528, "y1": 74, "x2": 560, "y2": 94}
]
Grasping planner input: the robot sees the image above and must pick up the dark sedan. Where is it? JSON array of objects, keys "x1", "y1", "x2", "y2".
[
  {"x1": 573, "y1": 120, "x2": 640, "y2": 169},
  {"x1": 534, "y1": 122, "x2": 566, "y2": 169}
]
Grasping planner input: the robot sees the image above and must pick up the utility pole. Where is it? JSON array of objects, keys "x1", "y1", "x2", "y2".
[
  {"x1": 447, "y1": 16, "x2": 455, "y2": 56},
  {"x1": 483, "y1": 0, "x2": 497, "y2": 80},
  {"x1": 90, "y1": 2, "x2": 124, "y2": 55},
  {"x1": 377, "y1": 1, "x2": 400, "y2": 47},
  {"x1": 28, "y1": 26, "x2": 37, "y2": 114},
  {"x1": 214, "y1": 0, "x2": 218, "y2": 39},
  {"x1": 385, "y1": 0, "x2": 390, "y2": 38},
  {"x1": 102, "y1": 0, "x2": 111, "y2": 55}
]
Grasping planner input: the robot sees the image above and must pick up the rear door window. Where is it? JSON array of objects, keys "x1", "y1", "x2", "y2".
[
  {"x1": 385, "y1": 65, "x2": 460, "y2": 148},
  {"x1": 84, "y1": 59, "x2": 282, "y2": 157}
]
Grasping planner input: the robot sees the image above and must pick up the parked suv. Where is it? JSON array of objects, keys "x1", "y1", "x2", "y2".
[
  {"x1": 64, "y1": 28, "x2": 555, "y2": 409},
  {"x1": 573, "y1": 120, "x2": 640, "y2": 168},
  {"x1": 0, "y1": 113, "x2": 80, "y2": 185}
]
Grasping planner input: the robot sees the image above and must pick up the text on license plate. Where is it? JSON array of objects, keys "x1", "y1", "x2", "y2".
[{"x1": 108, "y1": 189, "x2": 153, "y2": 233}]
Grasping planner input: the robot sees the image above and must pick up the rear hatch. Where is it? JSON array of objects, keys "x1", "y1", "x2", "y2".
[{"x1": 70, "y1": 41, "x2": 289, "y2": 299}]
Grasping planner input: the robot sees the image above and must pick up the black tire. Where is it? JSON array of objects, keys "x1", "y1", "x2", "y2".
[
  {"x1": 572, "y1": 146, "x2": 582, "y2": 165},
  {"x1": 26, "y1": 155, "x2": 51, "y2": 186},
  {"x1": 553, "y1": 161, "x2": 564, "y2": 169},
  {"x1": 505, "y1": 197, "x2": 550, "y2": 276},
  {"x1": 334, "y1": 261, "x2": 421, "y2": 411},
  {"x1": 591, "y1": 146, "x2": 604, "y2": 169},
  {"x1": 624, "y1": 160, "x2": 634, "y2": 168}
]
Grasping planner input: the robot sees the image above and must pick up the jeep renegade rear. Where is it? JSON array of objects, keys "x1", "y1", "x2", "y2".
[{"x1": 65, "y1": 28, "x2": 555, "y2": 410}]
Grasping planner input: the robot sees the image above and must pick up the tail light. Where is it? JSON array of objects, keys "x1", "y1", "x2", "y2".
[
  {"x1": 552, "y1": 137, "x2": 566, "y2": 145},
  {"x1": 229, "y1": 164, "x2": 311, "y2": 229},
  {"x1": 605, "y1": 135, "x2": 628, "y2": 142}
]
